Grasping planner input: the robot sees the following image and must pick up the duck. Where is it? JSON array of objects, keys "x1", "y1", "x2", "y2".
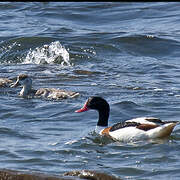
[
  {"x1": 75, "y1": 96, "x2": 179, "y2": 142},
  {"x1": 11, "y1": 74, "x2": 80, "y2": 100},
  {"x1": 0, "y1": 77, "x2": 13, "y2": 88}
]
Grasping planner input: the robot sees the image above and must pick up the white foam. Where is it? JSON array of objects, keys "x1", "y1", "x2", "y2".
[{"x1": 24, "y1": 41, "x2": 71, "y2": 66}]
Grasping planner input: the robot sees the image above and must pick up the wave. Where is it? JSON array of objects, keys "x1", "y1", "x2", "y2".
[
  {"x1": 0, "y1": 38, "x2": 71, "y2": 66},
  {"x1": 110, "y1": 34, "x2": 180, "y2": 58}
]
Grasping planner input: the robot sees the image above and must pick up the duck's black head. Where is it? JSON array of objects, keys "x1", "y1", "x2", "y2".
[{"x1": 75, "y1": 96, "x2": 110, "y2": 127}]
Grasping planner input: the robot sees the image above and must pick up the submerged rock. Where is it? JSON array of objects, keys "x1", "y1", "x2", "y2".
[{"x1": 0, "y1": 169, "x2": 122, "y2": 180}]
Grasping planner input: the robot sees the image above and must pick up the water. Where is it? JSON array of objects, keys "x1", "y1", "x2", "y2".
[{"x1": 0, "y1": 2, "x2": 180, "y2": 180}]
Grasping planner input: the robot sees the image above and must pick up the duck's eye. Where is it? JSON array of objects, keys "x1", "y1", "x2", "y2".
[{"x1": 88, "y1": 102, "x2": 98, "y2": 109}]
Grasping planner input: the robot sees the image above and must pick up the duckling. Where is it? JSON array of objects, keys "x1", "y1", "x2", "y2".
[
  {"x1": 12, "y1": 74, "x2": 79, "y2": 100},
  {"x1": 0, "y1": 77, "x2": 13, "y2": 88}
]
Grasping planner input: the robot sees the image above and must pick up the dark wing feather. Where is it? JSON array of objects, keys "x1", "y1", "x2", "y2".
[
  {"x1": 145, "y1": 117, "x2": 179, "y2": 125},
  {"x1": 145, "y1": 117, "x2": 163, "y2": 124},
  {"x1": 110, "y1": 122, "x2": 141, "y2": 132}
]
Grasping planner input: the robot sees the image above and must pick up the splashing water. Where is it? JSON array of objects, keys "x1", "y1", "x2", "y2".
[{"x1": 24, "y1": 41, "x2": 71, "y2": 66}]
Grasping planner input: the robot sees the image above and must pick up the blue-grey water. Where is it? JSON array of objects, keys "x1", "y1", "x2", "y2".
[{"x1": 0, "y1": 2, "x2": 180, "y2": 180}]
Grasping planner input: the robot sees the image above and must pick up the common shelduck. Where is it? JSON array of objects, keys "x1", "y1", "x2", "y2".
[
  {"x1": 75, "y1": 96, "x2": 179, "y2": 142},
  {"x1": 11, "y1": 74, "x2": 80, "y2": 100}
]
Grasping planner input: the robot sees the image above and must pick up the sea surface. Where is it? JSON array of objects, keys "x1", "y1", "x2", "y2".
[{"x1": 0, "y1": 2, "x2": 180, "y2": 180}]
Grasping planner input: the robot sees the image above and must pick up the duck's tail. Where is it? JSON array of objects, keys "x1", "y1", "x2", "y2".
[{"x1": 147, "y1": 122, "x2": 179, "y2": 139}]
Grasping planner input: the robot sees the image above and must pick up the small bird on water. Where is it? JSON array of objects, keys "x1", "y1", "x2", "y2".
[
  {"x1": 0, "y1": 77, "x2": 13, "y2": 88},
  {"x1": 11, "y1": 74, "x2": 80, "y2": 100}
]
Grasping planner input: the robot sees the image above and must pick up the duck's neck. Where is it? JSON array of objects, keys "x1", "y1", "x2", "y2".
[
  {"x1": 97, "y1": 108, "x2": 109, "y2": 127},
  {"x1": 95, "y1": 109, "x2": 109, "y2": 134},
  {"x1": 95, "y1": 125, "x2": 107, "y2": 134},
  {"x1": 20, "y1": 84, "x2": 33, "y2": 97}
]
